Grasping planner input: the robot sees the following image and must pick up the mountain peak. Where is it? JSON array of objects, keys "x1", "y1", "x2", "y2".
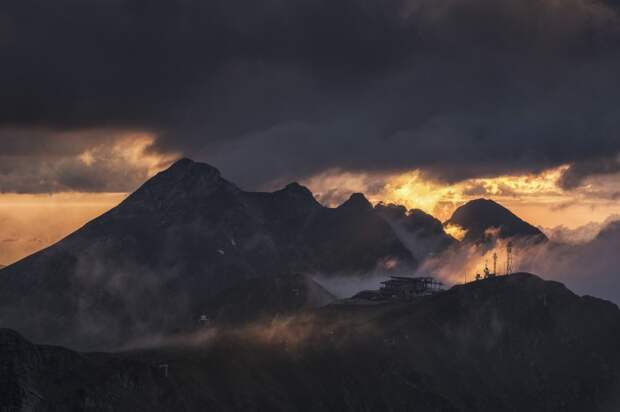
[
  {"x1": 464, "y1": 198, "x2": 503, "y2": 208},
  {"x1": 166, "y1": 157, "x2": 221, "y2": 177},
  {"x1": 374, "y1": 202, "x2": 407, "y2": 219},
  {"x1": 171, "y1": 157, "x2": 194, "y2": 167},
  {"x1": 339, "y1": 193, "x2": 373, "y2": 212},
  {"x1": 279, "y1": 182, "x2": 318, "y2": 201},
  {"x1": 119, "y1": 158, "x2": 229, "y2": 211},
  {"x1": 270, "y1": 181, "x2": 321, "y2": 212},
  {"x1": 281, "y1": 182, "x2": 312, "y2": 195},
  {"x1": 448, "y1": 198, "x2": 518, "y2": 221},
  {"x1": 445, "y1": 198, "x2": 547, "y2": 243}
]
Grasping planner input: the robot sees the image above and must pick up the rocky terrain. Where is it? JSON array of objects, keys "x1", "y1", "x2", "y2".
[{"x1": 2, "y1": 273, "x2": 620, "y2": 411}]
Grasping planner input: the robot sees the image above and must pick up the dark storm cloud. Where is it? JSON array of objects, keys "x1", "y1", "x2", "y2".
[
  {"x1": 558, "y1": 155, "x2": 620, "y2": 189},
  {"x1": 0, "y1": 128, "x2": 171, "y2": 193},
  {"x1": 2, "y1": 0, "x2": 620, "y2": 191}
]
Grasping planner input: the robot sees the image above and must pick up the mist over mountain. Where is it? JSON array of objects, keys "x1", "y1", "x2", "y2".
[
  {"x1": 541, "y1": 214, "x2": 620, "y2": 245},
  {"x1": 375, "y1": 202, "x2": 456, "y2": 260},
  {"x1": 1, "y1": 159, "x2": 620, "y2": 411},
  {"x1": 3, "y1": 0, "x2": 620, "y2": 408},
  {"x1": 0, "y1": 159, "x2": 413, "y2": 349},
  {"x1": 0, "y1": 159, "x2": 604, "y2": 350},
  {"x1": 517, "y1": 220, "x2": 620, "y2": 303},
  {"x1": 3, "y1": 273, "x2": 620, "y2": 411},
  {"x1": 445, "y1": 198, "x2": 548, "y2": 244}
]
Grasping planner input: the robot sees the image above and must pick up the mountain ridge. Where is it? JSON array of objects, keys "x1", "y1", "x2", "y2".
[
  {"x1": 0, "y1": 159, "x2": 413, "y2": 349},
  {"x1": 0, "y1": 159, "x2": 553, "y2": 350}
]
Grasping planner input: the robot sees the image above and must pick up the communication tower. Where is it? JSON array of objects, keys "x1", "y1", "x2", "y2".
[{"x1": 506, "y1": 241, "x2": 514, "y2": 275}]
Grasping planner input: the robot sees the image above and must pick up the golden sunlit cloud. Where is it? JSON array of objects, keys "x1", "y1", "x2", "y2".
[
  {"x1": 375, "y1": 166, "x2": 570, "y2": 221},
  {"x1": 444, "y1": 224, "x2": 468, "y2": 241},
  {"x1": 421, "y1": 237, "x2": 519, "y2": 285},
  {"x1": 304, "y1": 165, "x2": 620, "y2": 230},
  {"x1": 76, "y1": 132, "x2": 179, "y2": 181}
]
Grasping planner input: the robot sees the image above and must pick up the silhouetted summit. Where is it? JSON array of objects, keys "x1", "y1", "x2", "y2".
[
  {"x1": 0, "y1": 159, "x2": 413, "y2": 349},
  {"x1": 339, "y1": 193, "x2": 373, "y2": 212},
  {"x1": 445, "y1": 198, "x2": 547, "y2": 243}
]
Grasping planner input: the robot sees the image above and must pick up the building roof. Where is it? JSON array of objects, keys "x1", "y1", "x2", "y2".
[{"x1": 382, "y1": 275, "x2": 443, "y2": 285}]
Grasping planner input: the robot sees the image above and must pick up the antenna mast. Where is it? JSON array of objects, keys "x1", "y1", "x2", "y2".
[{"x1": 506, "y1": 241, "x2": 513, "y2": 275}]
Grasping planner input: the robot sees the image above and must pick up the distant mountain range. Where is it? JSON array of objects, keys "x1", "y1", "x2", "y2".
[
  {"x1": 3, "y1": 273, "x2": 620, "y2": 411},
  {"x1": 0, "y1": 159, "x2": 549, "y2": 349}
]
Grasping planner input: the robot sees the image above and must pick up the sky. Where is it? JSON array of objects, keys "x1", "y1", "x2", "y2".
[{"x1": 2, "y1": 0, "x2": 620, "y2": 264}]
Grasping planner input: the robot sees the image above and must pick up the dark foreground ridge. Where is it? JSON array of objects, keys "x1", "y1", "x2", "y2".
[{"x1": 3, "y1": 273, "x2": 620, "y2": 411}]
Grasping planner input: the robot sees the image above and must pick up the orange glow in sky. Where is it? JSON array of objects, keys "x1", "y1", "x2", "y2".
[
  {"x1": 2, "y1": 161, "x2": 620, "y2": 266},
  {"x1": 444, "y1": 223, "x2": 468, "y2": 241},
  {"x1": 305, "y1": 165, "x2": 620, "y2": 230},
  {"x1": 0, "y1": 192, "x2": 127, "y2": 265}
]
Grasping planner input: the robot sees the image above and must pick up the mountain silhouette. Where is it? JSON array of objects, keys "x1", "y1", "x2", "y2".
[
  {"x1": 444, "y1": 198, "x2": 548, "y2": 244},
  {"x1": 375, "y1": 202, "x2": 457, "y2": 259},
  {"x1": 0, "y1": 159, "x2": 413, "y2": 349}
]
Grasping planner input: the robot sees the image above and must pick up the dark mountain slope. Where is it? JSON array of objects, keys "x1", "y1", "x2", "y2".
[
  {"x1": 2, "y1": 273, "x2": 620, "y2": 411},
  {"x1": 0, "y1": 159, "x2": 412, "y2": 350},
  {"x1": 201, "y1": 274, "x2": 335, "y2": 324},
  {"x1": 445, "y1": 198, "x2": 547, "y2": 244},
  {"x1": 375, "y1": 202, "x2": 457, "y2": 259},
  {"x1": 0, "y1": 328, "x2": 179, "y2": 411},
  {"x1": 300, "y1": 194, "x2": 413, "y2": 273}
]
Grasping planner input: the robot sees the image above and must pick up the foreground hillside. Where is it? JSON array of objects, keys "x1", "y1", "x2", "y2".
[{"x1": 3, "y1": 273, "x2": 620, "y2": 411}]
